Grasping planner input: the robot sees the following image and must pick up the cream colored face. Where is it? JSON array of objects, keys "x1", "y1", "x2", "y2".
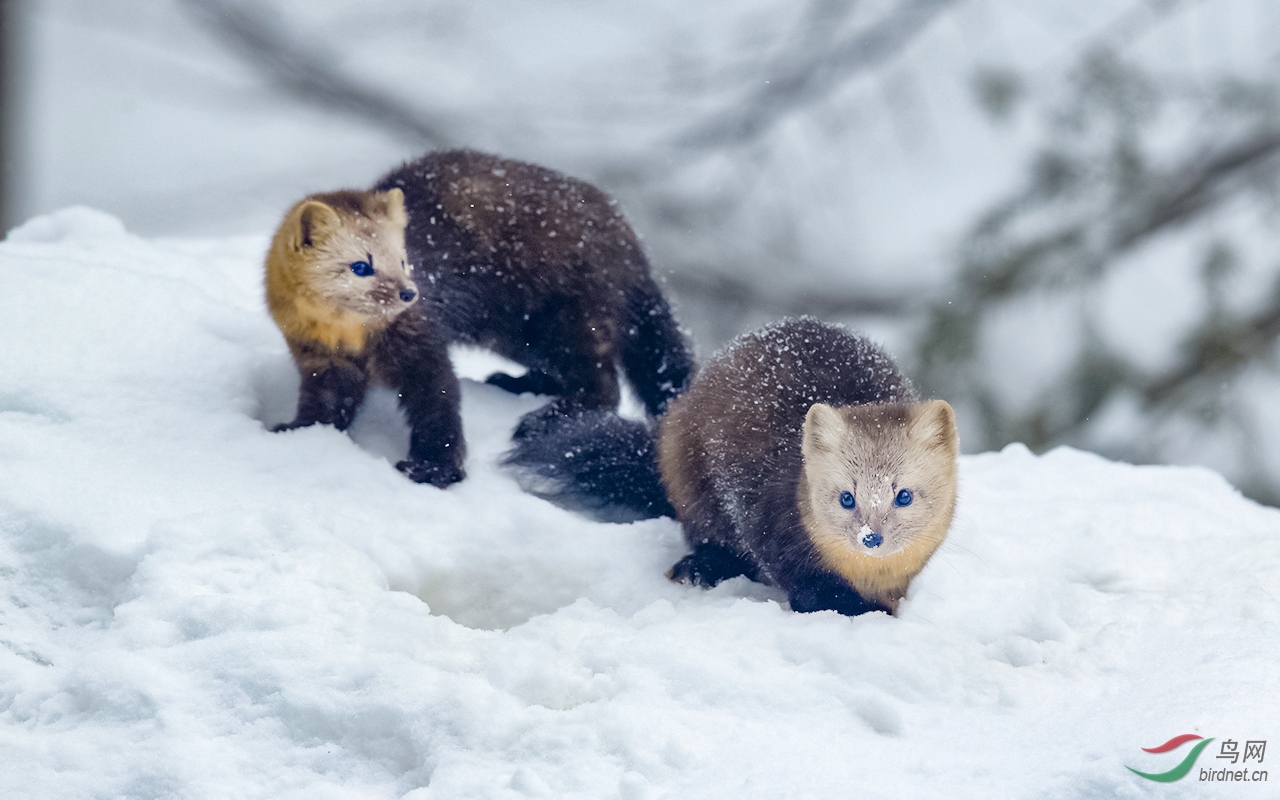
[
  {"x1": 801, "y1": 400, "x2": 959, "y2": 558},
  {"x1": 297, "y1": 189, "x2": 417, "y2": 321}
]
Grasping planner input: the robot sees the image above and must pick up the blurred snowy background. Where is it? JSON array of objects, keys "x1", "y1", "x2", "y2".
[{"x1": 4, "y1": 0, "x2": 1280, "y2": 503}]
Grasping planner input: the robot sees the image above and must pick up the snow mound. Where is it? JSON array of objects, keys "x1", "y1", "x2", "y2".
[
  {"x1": 1, "y1": 211, "x2": 1278, "y2": 798},
  {"x1": 6, "y1": 206, "x2": 131, "y2": 244}
]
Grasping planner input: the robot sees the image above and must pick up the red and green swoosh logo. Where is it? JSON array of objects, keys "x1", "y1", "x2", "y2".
[{"x1": 1127, "y1": 734, "x2": 1213, "y2": 782}]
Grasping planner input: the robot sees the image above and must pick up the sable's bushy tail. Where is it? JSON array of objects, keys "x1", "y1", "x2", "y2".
[
  {"x1": 505, "y1": 409, "x2": 674, "y2": 521},
  {"x1": 621, "y1": 279, "x2": 695, "y2": 417}
]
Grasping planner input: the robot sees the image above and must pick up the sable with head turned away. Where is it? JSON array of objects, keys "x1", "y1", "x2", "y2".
[
  {"x1": 265, "y1": 150, "x2": 695, "y2": 486},
  {"x1": 265, "y1": 187, "x2": 465, "y2": 487}
]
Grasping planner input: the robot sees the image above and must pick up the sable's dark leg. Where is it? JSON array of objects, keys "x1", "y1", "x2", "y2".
[
  {"x1": 553, "y1": 346, "x2": 620, "y2": 410},
  {"x1": 381, "y1": 318, "x2": 466, "y2": 487},
  {"x1": 511, "y1": 323, "x2": 622, "y2": 440},
  {"x1": 667, "y1": 542, "x2": 759, "y2": 587},
  {"x1": 397, "y1": 358, "x2": 465, "y2": 486},
  {"x1": 535, "y1": 299, "x2": 621, "y2": 409},
  {"x1": 786, "y1": 572, "x2": 890, "y2": 617},
  {"x1": 274, "y1": 359, "x2": 368, "y2": 431},
  {"x1": 484, "y1": 369, "x2": 563, "y2": 397}
]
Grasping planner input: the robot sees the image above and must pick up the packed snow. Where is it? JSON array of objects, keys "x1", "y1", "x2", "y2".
[{"x1": 1, "y1": 208, "x2": 1278, "y2": 798}]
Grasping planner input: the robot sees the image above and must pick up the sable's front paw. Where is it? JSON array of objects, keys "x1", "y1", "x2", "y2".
[
  {"x1": 667, "y1": 554, "x2": 721, "y2": 587},
  {"x1": 666, "y1": 554, "x2": 701, "y2": 586},
  {"x1": 666, "y1": 542, "x2": 755, "y2": 587},
  {"x1": 788, "y1": 574, "x2": 888, "y2": 617},
  {"x1": 396, "y1": 458, "x2": 465, "y2": 487}
]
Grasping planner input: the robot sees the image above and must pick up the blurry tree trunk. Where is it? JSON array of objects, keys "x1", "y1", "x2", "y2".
[{"x1": 0, "y1": 0, "x2": 15, "y2": 231}]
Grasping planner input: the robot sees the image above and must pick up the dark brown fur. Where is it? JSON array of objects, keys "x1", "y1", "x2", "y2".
[
  {"x1": 659, "y1": 318, "x2": 958, "y2": 614},
  {"x1": 375, "y1": 150, "x2": 694, "y2": 433},
  {"x1": 270, "y1": 151, "x2": 693, "y2": 488},
  {"x1": 506, "y1": 318, "x2": 958, "y2": 616}
]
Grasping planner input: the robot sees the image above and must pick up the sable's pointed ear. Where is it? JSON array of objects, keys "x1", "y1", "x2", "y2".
[
  {"x1": 802, "y1": 403, "x2": 846, "y2": 460},
  {"x1": 909, "y1": 399, "x2": 959, "y2": 454},
  {"x1": 296, "y1": 201, "x2": 340, "y2": 249},
  {"x1": 381, "y1": 188, "x2": 407, "y2": 227}
]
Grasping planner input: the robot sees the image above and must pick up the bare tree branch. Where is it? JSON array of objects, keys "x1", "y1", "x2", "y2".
[
  {"x1": 1145, "y1": 296, "x2": 1280, "y2": 405},
  {"x1": 671, "y1": 0, "x2": 961, "y2": 152},
  {"x1": 182, "y1": 0, "x2": 961, "y2": 171},
  {"x1": 959, "y1": 125, "x2": 1280, "y2": 304},
  {"x1": 666, "y1": 270, "x2": 913, "y2": 319},
  {"x1": 179, "y1": 0, "x2": 454, "y2": 148},
  {"x1": 1114, "y1": 130, "x2": 1280, "y2": 250}
]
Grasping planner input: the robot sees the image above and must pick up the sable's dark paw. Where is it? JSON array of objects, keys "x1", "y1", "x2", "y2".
[
  {"x1": 788, "y1": 574, "x2": 888, "y2": 617},
  {"x1": 667, "y1": 543, "x2": 755, "y2": 587},
  {"x1": 667, "y1": 554, "x2": 708, "y2": 586},
  {"x1": 485, "y1": 371, "x2": 563, "y2": 397},
  {"x1": 396, "y1": 458, "x2": 465, "y2": 487}
]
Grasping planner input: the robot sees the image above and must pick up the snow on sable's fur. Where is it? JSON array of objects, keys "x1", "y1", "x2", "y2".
[
  {"x1": 266, "y1": 149, "x2": 696, "y2": 488},
  {"x1": 510, "y1": 317, "x2": 960, "y2": 615},
  {"x1": 374, "y1": 149, "x2": 695, "y2": 432},
  {"x1": 663, "y1": 318, "x2": 959, "y2": 614}
]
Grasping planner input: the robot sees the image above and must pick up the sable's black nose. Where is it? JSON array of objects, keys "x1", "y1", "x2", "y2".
[
  {"x1": 862, "y1": 531, "x2": 883, "y2": 548},
  {"x1": 400, "y1": 288, "x2": 417, "y2": 302}
]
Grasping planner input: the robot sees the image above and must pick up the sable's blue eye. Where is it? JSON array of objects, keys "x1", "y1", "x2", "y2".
[
  {"x1": 895, "y1": 489, "x2": 913, "y2": 507},
  {"x1": 350, "y1": 260, "x2": 373, "y2": 277},
  {"x1": 839, "y1": 491, "x2": 855, "y2": 509}
]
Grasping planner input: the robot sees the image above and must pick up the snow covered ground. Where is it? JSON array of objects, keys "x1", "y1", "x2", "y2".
[{"x1": 1, "y1": 209, "x2": 1278, "y2": 798}]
